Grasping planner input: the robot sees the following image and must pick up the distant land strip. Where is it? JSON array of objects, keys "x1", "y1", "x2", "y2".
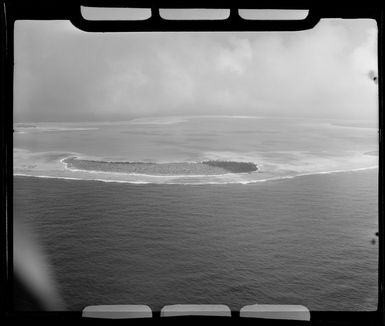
[{"x1": 63, "y1": 157, "x2": 258, "y2": 176}]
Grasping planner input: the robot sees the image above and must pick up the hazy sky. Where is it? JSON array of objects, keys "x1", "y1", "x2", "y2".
[{"x1": 14, "y1": 19, "x2": 378, "y2": 122}]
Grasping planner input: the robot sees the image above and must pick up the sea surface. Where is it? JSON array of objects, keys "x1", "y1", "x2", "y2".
[{"x1": 13, "y1": 116, "x2": 379, "y2": 311}]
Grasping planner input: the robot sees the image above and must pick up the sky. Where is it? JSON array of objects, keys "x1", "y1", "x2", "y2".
[{"x1": 14, "y1": 18, "x2": 378, "y2": 122}]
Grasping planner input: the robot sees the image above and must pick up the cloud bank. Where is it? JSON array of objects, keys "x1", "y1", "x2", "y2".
[{"x1": 14, "y1": 19, "x2": 378, "y2": 122}]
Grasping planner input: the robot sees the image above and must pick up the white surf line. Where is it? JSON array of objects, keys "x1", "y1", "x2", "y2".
[
  {"x1": 17, "y1": 161, "x2": 378, "y2": 186},
  {"x1": 60, "y1": 157, "x2": 259, "y2": 178},
  {"x1": 13, "y1": 173, "x2": 261, "y2": 185},
  {"x1": 296, "y1": 165, "x2": 378, "y2": 176},
  {"x1": 13, "y1": 167, "x2": 378, "y2": 186},
  {"x1": 14, "y1": 173, "x2": 151, "y2": 184},
  {"x1": 243, "y1": 165, "x2": 379, "y2": 184}
]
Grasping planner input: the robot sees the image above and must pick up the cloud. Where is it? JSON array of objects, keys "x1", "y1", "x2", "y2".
[
  {"x1": 351, "y1": 27, "x2": 377, "y2": 74},
  {"x1": 217, "y1": 37, "x2": 253, "y2": 75},
  {"x1": 14, "y1": 19, "x2": 378, "y2": 122}
]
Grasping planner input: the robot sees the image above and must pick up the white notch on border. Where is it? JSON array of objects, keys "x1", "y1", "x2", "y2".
[
  {"x1": 159, "y1": 9, "x2": 230, "y2": 20},
  {"x1": 239, "y1": 9, "x2": 309, "y2": 20},
  {"x1": 80, "y1": 6, "x2": 152, "y2": 21}
]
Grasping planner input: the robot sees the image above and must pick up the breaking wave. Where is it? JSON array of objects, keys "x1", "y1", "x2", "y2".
[
  {"x1": 14, "y1": 151, "x2": 378, "y2": 185},
  {"x1": 14, "y1": 166, "x2": 378, "y2": 185}
]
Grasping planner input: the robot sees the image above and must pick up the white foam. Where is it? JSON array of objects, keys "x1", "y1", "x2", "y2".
[
  {"x1": 15, "y1": 150, "x2": 379, "y2": 186},
  {"x1": 14, "y1": 173, "x2": 152, "y2": 184}
]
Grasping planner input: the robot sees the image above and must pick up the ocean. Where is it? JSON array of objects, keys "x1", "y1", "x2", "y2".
[{"x1": 13, "y1": 116, "x2": 378, "y2": 311}]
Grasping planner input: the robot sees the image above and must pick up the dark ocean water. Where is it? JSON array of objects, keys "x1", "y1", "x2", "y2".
[{"x1": 13, "y1": 169, "x2": 378, "y2": 312}]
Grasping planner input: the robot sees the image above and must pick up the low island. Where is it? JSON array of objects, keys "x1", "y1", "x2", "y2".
[{"x1": 63, "y1": 157, "x2": 258, "y2": 176}]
